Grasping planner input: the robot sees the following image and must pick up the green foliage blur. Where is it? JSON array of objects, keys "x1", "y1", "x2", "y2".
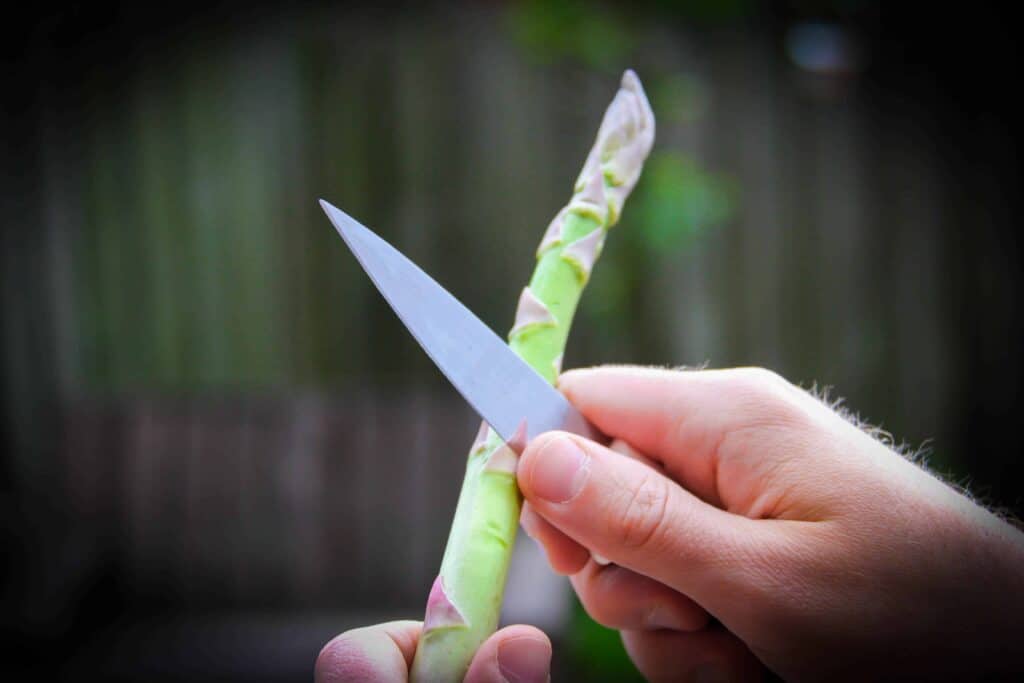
[
  {"x1": 636, "y1": 154, "x2": 736, "y2": 252},
  {"x1": 508, "y1": 0, "x2": 635, "y2": 69}
]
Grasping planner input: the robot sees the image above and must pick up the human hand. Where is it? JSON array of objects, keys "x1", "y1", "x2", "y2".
[
  {"x1": 315, "y1": 620, "x2": 551, "y2": 682},
  {"x1": 518, "y1": 366, "x2": 1024, "y2": 681}
]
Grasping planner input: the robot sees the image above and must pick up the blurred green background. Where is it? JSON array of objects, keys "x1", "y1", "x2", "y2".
[{"x1": 2, "y1": 1, "x2": 1022, "y2": 680}]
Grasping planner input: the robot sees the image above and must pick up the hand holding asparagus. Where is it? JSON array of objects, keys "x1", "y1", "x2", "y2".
[{"x1": 319, "y1": 366, "x2": 1024, "y2": 681}]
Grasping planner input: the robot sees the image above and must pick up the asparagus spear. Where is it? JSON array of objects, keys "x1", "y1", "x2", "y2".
[{"x1": 410, "y1": 69, "x2": 655, "y2": 682}]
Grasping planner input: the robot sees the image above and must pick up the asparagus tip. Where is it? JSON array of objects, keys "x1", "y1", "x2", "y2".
[
  {"x1": 536, "y1": 207, "x2": 567, "y2": 256},
  {"x1": 560, "y1": 227, "x2": 605, "y2": 282},
  {"x1": 423, "y1": 576, "x2": 468, "y2": 633},
  {"x1": 484, "y1": 443, "x2": 519, "y2": 474},
  {"x1": 569, "y1": 170, "x2": 609, "y2": 224},
  {"x1": 575, "y1": 69, "x2": 656, "y2": 226},
  {"x1": 509, "y1": 287, "x2": 556, "y2": 337},
  {"x1": 470, "y1": 421, "x2": 492, "y2": 455}
]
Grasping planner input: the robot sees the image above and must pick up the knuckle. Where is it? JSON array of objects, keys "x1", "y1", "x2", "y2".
[
  {"x1": 612, "y1": 472, "x2": 670, "y2": 552},
  {"x1": 733, "y1": 367, "x2": 805, "y2": 428},
  {"x1": 734, "y1": 366, "x2": 787, "y2": 396}
]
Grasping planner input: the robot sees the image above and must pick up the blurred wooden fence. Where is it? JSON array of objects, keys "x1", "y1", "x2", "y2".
[{"x1": 59, "y1": 389, "x2": 478, "y2": 609}]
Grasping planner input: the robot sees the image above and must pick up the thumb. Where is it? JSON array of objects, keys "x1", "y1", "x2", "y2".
[
  {"x1": 463, "y1": 625, "x2": 551, "y2": 683},
  {"x1": 518, "y1": 431, "x2": 758, "y2": 606}
]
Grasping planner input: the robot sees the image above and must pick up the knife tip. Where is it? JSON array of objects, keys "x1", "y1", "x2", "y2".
[{"x1": 319, "y1": 198, "x2": 357, "y2": 244}]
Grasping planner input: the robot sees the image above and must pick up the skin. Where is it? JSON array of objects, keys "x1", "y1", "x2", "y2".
[
  {"x1": 322, "y1": 364, "x2": 1024, "y2": 680},
  {"x1": 519, "y1": 366, "x2": 1024, "y2": 681},
  {"x1": 316, "y1": 621, "x2": 551, "y2": 683}
]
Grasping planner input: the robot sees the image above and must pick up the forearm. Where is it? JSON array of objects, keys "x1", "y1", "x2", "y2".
[{"x1": 941, "y1": 496, "x2": 1024, "y2": 675}]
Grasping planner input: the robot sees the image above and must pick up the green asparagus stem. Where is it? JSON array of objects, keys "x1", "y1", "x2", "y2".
[{"x1": 409, "y1": 69, "x2": 655, "y2": 682}]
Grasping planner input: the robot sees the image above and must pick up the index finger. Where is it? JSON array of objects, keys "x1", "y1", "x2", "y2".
[{"x1": 558, "y1": 365, "x2": 814, "y2": 507}]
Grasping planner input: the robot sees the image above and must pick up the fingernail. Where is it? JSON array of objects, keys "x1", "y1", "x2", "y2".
[
  {"x1": 531, "y1": 436, "x2": 588, "y2": 503},
  {"x1": 520, "y1": 508, "x2": 539, "y2": 540},
  {"x1": 692, "y1": 663, "x2": 728, "y2": 683},
  {"x1": 498, "y1": 637, "x2": 551, "y2": 683}
]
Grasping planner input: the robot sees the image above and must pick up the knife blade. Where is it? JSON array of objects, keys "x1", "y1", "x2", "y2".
[{"x1": 320, "y1": 199, "x2": 599, "y2": 446}]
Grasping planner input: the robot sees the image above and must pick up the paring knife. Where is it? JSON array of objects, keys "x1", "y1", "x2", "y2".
[{"x1": 320, "y1": 199, "x2": 600, "y2": 446}]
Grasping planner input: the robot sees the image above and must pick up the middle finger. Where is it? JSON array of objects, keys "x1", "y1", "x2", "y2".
[{"x1": 570, "y1": 561, "x2": 710, "y2": 632}]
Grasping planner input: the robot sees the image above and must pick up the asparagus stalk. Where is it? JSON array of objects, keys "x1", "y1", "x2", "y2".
[{"x1": 410, "y1": 69, "x2": 655, "y2": 682}]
